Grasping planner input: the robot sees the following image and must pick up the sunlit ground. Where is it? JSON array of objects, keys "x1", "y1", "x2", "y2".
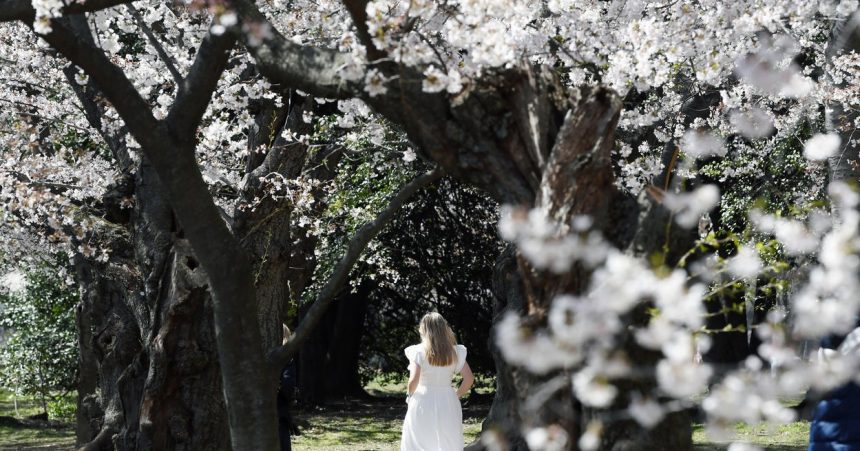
[
  {"x1": 0, "y1": 387, "x2": 810, "y2": 451},
  {"x1": 692, "y1": 422, "x2": 809, "y2": 451},
  {"x1": 0, "y1": 390, "x2": 74, "y2": 450},
  {"x1": 290, "y1": 411, "x2": 808, "y2": 450},
  {"x1": 292, "y1": 400, "x2": 484, "y2": 450}
]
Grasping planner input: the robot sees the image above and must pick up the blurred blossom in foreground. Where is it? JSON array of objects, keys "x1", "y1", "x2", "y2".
[
  {"x1": 479, "y1": 429, "x2": 506, "y2": 451},
  {"x1": 498, "y1": 206, "x2": 608, "y2": 272},
  {"x1": 729, "y1": 107, "x2": 775, "y2": 139},
  {"x1": 728, "y1": 246, "x2": 763, "y2": 279},
  {"x1": 803, "y1": 133, "x2": 841, "y2": 161},
  {"x1": 627, "y1": 395, "x2": 665, "y2": 429},
  {"x1": 578, "y1": 422, "x2": 602, "y2": 451},
  {"x1": 663, "y1": 185, "x2": 720, "y2": 228},
  {"x1": 681, "y1": 130, "x2": 726, "y2": 159},
  {"x1": 0, "y1": 270, "x2": 27, "y2": 293},
  {"x1": 727, "y1": 443, "x2": 763, "y2": 451},
  {"x1": 524, "y1": 425, "x2": 568, "y2": 451},
  {"x1": 751, "y1": 212, "x2": 820, "y2": 255},
  {"x1": 735, "y1": 34, "x2": 813, "y2": 98}
]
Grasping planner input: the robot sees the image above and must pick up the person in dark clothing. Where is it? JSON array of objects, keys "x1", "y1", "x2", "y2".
[
  {"x1": 808, "y1": 326, "x2": 860, "y2": 451},
  {"x1": 278, "y1": 325, "x2": 297, "y2": 451}
]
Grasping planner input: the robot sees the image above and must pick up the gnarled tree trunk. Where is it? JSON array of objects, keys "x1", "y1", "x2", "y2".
[
  {"x1": 74, "y1": 162, "x2": 231, "y2": 450},
  {"x1": 360, "y1": 68, "x2": 696, "y2": 450},
  {"x1": 62, "y1": 28, "x2": 311, "y2": 449}
]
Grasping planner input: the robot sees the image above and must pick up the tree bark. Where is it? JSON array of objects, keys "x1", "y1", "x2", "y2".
[
  {"x1": 361, "y1": 70, "x2": 694, "y2": 450},
  {"x1": 37, "y1": 21, "x2": 281, "y2": 449},
  {"x1": 72, "y1": 161, "x2": 232, "y2": 450},
  {"x1": 467, "y1": 245, "x2": 528, "y2": 450},
  {"x1": 296, "y1": 283, "x2": 371, "y2": 405}
]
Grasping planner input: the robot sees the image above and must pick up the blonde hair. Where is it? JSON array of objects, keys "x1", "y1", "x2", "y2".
[{"x1": 419, "y1": 312, "x2": 457, "y2": 366}]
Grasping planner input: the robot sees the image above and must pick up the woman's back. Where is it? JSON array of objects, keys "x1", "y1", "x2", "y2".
[
  {"x1": 405, "y1": 344, "x2": 466, "y2": 386},
  {"x1": 401, "y1": 343, "x2": 468, "y2": 451}
]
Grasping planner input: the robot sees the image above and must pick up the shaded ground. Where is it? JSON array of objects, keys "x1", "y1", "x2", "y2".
[
  {"x1": 0, "y1": 391, "x2": 74, "y2": 451},
  {"x1": 0, "y1": 427, "x2": 74, "y2": 451},
  {"x1": 290, "y1": 399, "x2": 810, "y2": 450},
  {"x1": 1, "y1": 385, "x2": 811, "y2": 451}
]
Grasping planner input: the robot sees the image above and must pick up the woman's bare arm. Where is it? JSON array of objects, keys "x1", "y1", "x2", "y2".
[
  {"x1": 456, "y1": 362, "x2": 474, "y2": 397},
  {"x1": 407, "y1": 363, "x2": 421, "y2": 396}
]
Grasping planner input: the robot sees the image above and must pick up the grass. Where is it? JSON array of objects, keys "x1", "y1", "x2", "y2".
[
  {"x1": 0, "y1": 390, "x2": 74, "y2": 450},
  {"x1": 0, "y1": 390, "x2": 45, "y2": 419},
  {"x1": 692, "y1": 421, "x2": 810, "y2": 451},
  {"x1": 291, "y1": 399, "x2": 484, "y2": 450},
  {"x1": 291, "y1": 407, "x2": 811, "y2": 450},
  {"x1": 0, "y1": 383, "x2": 812, "y2": 451},
  {"x1": 0, "y1": 425, "x2": 75, "y2": 449},
  {"x1": 294, "y1": 377, "x2": 484, "y2": 450}
]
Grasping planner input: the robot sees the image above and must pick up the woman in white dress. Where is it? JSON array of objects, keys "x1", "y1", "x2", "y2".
[{"x1": 401, "y1": 312, "x2": 474, "y2": 451}]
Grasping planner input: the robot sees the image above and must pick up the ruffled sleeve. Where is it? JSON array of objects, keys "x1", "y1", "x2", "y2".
[
  {"x1": 454, "y1": 344, "x2": 467, "y2": 372},
  {"x1": 404, "y1": 344, "x2": 423, "y2": 371}
]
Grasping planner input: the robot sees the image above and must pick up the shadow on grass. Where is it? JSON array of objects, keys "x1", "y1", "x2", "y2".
[
  {"x1": 291, "y1": 396, "x2": 488, "y2": 450},
  {"x1": 0, "y1": 391, "x2": 74, "y2": 450},
  {"x1": 0, "y1": 424, "x2": 74, "y2": 450}
]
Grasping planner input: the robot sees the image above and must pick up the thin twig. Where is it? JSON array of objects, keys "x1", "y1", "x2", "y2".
[{"x1": 126, "y1": 4, "x2": 183, "y2": 85}]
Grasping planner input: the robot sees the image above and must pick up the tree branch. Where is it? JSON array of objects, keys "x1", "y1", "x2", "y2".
[
  {"x1": 60, "y1": 14, "x2": 134, "y2": 171},
  {"x1": 37, "y1": 21, "x2": 165, "y2": 152},
  {"x1": 35, "y1": 19, "x2": 280, "y2": 451},
  {"x1": 166, "y1": 27, "x2": 236, "y2": 138},
  {"x1": 0, "y1": 0, "x2": 132, "y2": 22},
  {"x1": 342, "y1": 0, "x2": 386, "y2": 61},
  {"x1": 229, "y1": 0, "x2": 358, "y2": 99},
  {"x1": 267, "y1": 167, "x2": 444, "y2": 370},
  {"x1": 126, "y1": 5, "x2": 184, "y2": 86}
]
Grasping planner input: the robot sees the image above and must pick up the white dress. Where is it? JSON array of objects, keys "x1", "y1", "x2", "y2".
[{"x1": 400, "y1": 344, "x2": 468, "y2": 451}]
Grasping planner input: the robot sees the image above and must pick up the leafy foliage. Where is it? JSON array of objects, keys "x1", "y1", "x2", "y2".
[
  {"x1": 358, "y1": 177, "x2": 502, "y2": 383},
  {"x1": 298, "y1": 118, "x2": 501, "y2": 383},
  {"x1": 0, "y1": 269, "x2": 78, "y2": 417}
]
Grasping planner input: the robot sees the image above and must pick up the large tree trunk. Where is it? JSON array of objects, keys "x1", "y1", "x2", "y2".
[
  {"x1": 469, "y1": 245, "x2": 528, "y2": 450},
  {"x1": 135, "y1": 238, "x2": 228, "y2": 450},
  {"x1": 58, "y1": 15, "x2": 232, "y2": 449},
  {"x1": 297, "y1": 283, "x2": 371, "y2": 405},
  {"x1": 361, "y1": 67, "x2": 695, "y2": 450},
  {"x1": 74, "y1": 163, "x2": 232, "y2": 451},
  {"x1": 74, "y1": 248, "x2": 144, "y2": 449},
  {"x1": 73, "y1": 88, "x2": 347, "y2": 448},
  {"x1": 62, "y1": 32, "x2": 313, "y2": 450}
]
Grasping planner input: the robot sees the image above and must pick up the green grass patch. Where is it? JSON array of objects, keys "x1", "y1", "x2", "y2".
[
  {"x1": 693, "y1": 421, "x2": 809, "y2": 450},
  {"x1": 363, "y1": 378, "x2": 408, "y2": 398},
  {"x1": 292, "y1": 406, "x2": 811, "y2": 451},
  {"x1": 292, "y1": 399, "x2": 485, "y2": 450},
  {"x1": 0, "y1": 387, "x2": 812, "y2": 451},
  {"x1": 0, "y1": 425, "x2": 74, "y2": 449},
  {"x1": 0, "y1": 390, "x2": 75, "y2": 450},
  {"x1": 0, "y1": 389, "x2": 45, "y2": 419}
]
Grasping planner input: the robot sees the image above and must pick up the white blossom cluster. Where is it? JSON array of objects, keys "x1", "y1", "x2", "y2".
[
  {"x1": 496, "y1": 177, "x2": 860, "y2": 447},
  {"x1": 498, "y1": 206, "x2": 608, "y2": 273},
  {"x1": 30, "y1": 0, "x2": 64, "y2": 34},
  {"x1": 1, "y1": 2, "x2": 303, "y2": 268},
  {"x1": 3, "y1": 1, "x2": 860, "y2": 449}
]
